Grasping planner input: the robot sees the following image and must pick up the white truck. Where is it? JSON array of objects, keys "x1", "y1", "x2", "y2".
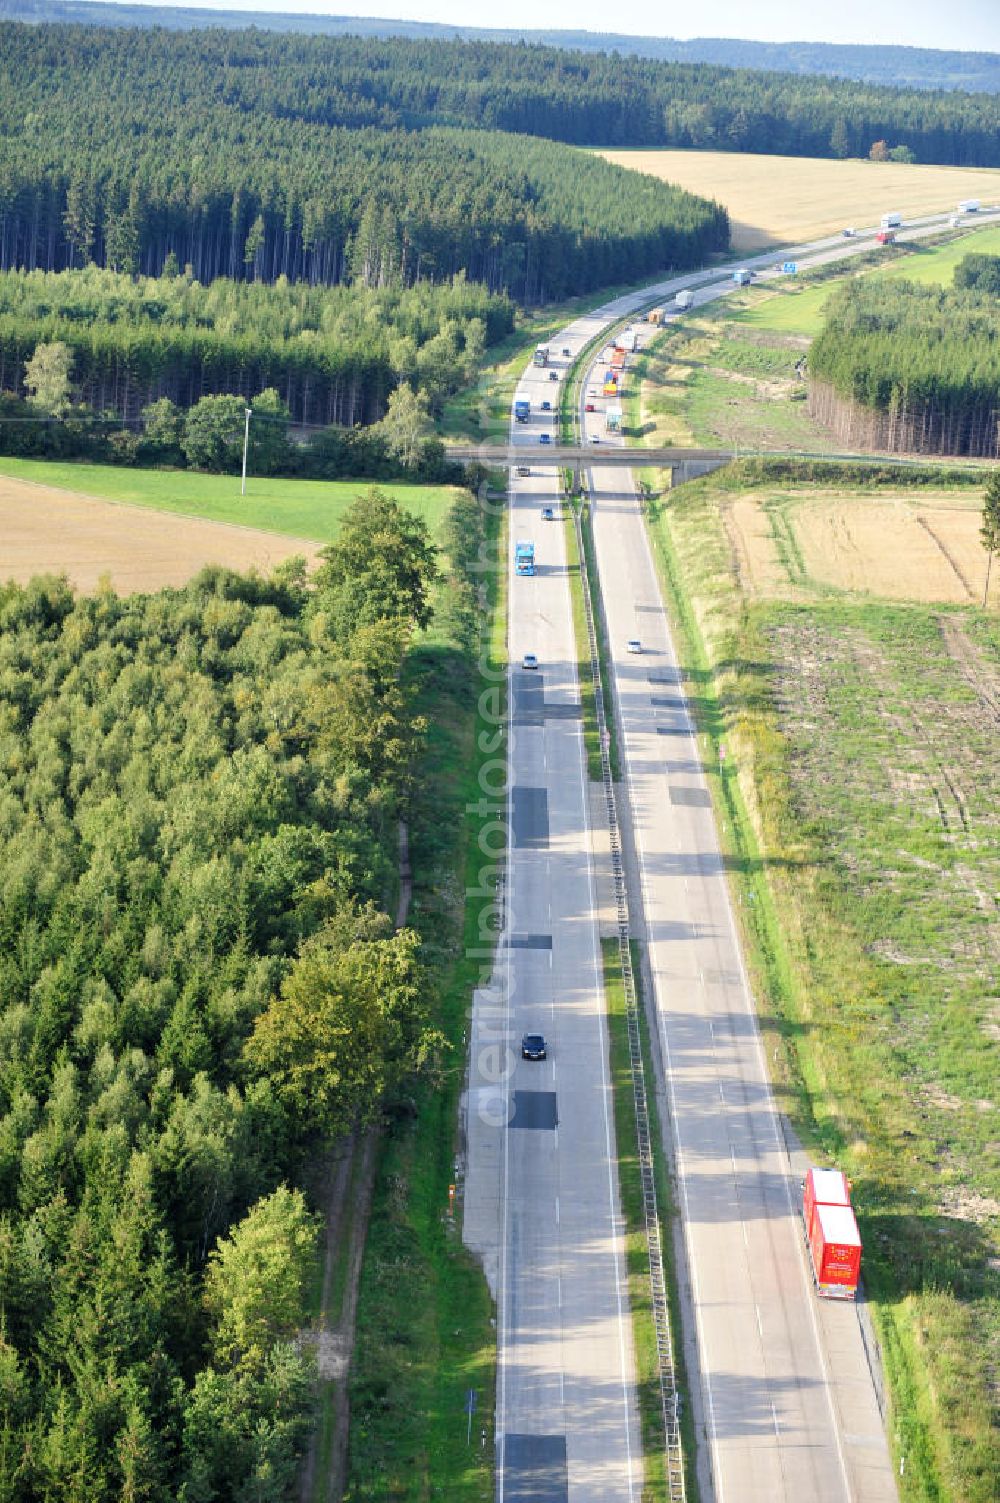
[
  {"x1": 958, "y1": 199, "x2": 980, "y2": 214},
  {"x1": 618, "y1": 327, "x2": 639, "y2": 353},
  {"x1": 880, "y1": 212, "x2": 902, "y2": 230},
  {"x1": 674, "y1": 289, "x2": 694, "y2": 310}
]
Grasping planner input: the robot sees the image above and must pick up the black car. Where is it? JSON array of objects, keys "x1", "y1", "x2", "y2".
[{"x1": 521, "y1": 1032, "x2": 547, "y2": 1060}]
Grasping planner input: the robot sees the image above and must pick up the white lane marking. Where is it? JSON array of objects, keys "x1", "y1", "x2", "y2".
[
  {"x1": 771, "y1": 1402, "x2": 781, "y2": 1439},
  {"x1": 756, "y1": 1305, "x2": 764, "y2": 1340},
  {"x1": 555, "y1": 1195, "x2": 560, "y2": 1226},
  {"x1": 557, "y1": 1275, "x2": 562, "y2": 1308},
  {"x1": 571, "y1": 593, "x2": 638, "y2": 1502},
  {"x1": 606, "y1": 376, "x2": 855, "y2": 1503},
  {"x1": 497, "y1": 523, "x2": 514, "y2": 1503}
]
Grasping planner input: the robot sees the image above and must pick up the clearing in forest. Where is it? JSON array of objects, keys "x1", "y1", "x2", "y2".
[{"x1": 597, "y1": 148, "x2": 1000, "y2": 250}]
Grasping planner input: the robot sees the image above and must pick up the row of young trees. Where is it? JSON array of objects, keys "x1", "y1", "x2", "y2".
[
  {"x1": 0, "y1": 487, "x2": 464, "y2": 1500},
  {"x1": 0, "y1": 26, "x2": 731, "y2": 300},
  {"x1": 807, "y1": 262, "x2": 1000, "y2": 458},
  {"x1": 0, "y1": 265, "x2": 513, "y2": 426}
]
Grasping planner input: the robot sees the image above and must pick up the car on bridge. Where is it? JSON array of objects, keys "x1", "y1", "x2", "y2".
[
  {"x1": 541, "y1": 400, "x2": 551, "y2": 411},
  {"x1": 561, "y1": 346, "x2": 571, "y2": 357},
  {"x1": 627, "y1": 638, "x2": 642, "y2": 654},
  {"x1": 522, "y1": 653, "x2": 539, "y2": 671},
  {"x1": 549, "y1": 370, "x2": 559, "y2": 381},
  {"x1": 541, "y1": 506, "x2": 554, "y2": 520},
  {"x1": 539, "y1": 433, "x2": 552, "y2": 444},
  {"x1": 585, "y1": 402, "x2": 596, "y2": 412}
]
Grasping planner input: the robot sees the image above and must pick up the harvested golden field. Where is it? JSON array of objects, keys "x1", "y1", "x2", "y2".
[
  {"x1": 0, "y1": 475, "x2": 321, "y2": 594},
  {"x1": 598, "y1": 148, "x2": 1000, "y2": 250},
  {"x1": 725, "y1": 490, "x2": 992, "y2": 604}
]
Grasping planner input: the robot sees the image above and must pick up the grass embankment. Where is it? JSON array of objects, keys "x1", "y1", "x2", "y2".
[
  {"x1": 344, "y1": 485, "x2": 507, "y2": 1501},
  {"x1": 620, "y1": 223, "x2": 1000, "y2": 458},
  {"x1": 0, "y1": 454, "x2": 460, "y2": 543},
  {"x1": 601, "y1": 939, "x2": 699, "y2": 1503},
  {"x1": 640, "y1": 462, "x2": 1000, "y2": 1503}
]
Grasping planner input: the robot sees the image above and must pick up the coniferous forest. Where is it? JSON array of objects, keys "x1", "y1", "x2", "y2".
[
  {"x1": 0, "y1": 490, "x2": 465, "y2": 1501},
  {"x1": 0, "y1": 25, "x2": 732, "y2": 301},
  {"x1": 808, "y1": 260, "x2": 1000, "y2": 457},
  {"x1": 0, "y1": 266, "x2": 514, "y2": 427}
]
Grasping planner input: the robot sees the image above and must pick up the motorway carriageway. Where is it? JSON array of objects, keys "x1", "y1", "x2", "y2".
[{"x1": 462, "y1": 206, "x2": 995, "y2": 1502}]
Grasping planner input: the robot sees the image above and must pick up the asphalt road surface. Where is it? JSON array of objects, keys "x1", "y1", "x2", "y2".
[
  {"x1": 464, "y1": 342, "x2": 642, "y2": 1503},
  {"x1": 463, "y1": 207, "x2": 992, "y2": 1501}
]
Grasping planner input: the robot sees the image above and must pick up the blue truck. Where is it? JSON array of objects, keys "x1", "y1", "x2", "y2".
[
  {"x1": 515, "y1": 540, "x2": 535, "y2": 576},
  {"x1": 514, "y1": 398, "x2": 531, "y2": 423}
]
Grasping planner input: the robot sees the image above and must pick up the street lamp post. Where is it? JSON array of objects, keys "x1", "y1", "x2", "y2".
[{"x1": 241, "y1": 407, "x2": 252, "y2": 496}]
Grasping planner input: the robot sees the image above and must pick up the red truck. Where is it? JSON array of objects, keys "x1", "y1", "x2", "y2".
[
  {"x1": 803, "y1": 1166, "x2": 861, "y2": 1298},
  {"x1": 876, "y1": 230, "x2": 896, "y2": 245}
]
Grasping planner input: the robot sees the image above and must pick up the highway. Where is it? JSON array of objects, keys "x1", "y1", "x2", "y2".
[
  {"x1": 463, "y1": 205, "x2": 992, "y2": 1501},
  {"x1": 463, "y1": 339, "x2": 642, "y2": 1501}
]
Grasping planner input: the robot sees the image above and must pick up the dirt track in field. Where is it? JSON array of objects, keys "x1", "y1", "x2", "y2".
[{"x1": 0, "y1": 476, "x2": 321, "y2": 593}]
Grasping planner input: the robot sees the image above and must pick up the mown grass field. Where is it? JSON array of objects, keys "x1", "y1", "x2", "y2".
[
  {"x1": 597, "y1": 148, "x2": 1000, "y2": 251},
  {"x1": 635, "y1": 460, "x2": 1000, "y2": 1503},
  {"x1": 0, "y1": 454, "x2": 460, "y2": 543}
]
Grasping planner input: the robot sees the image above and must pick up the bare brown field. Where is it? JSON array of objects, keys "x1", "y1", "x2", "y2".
[
  {"x1": 726, "y1": 491, "x2": 991, "y2": 603},
  {"x1": 598, "y1": 148, "x2": 1000, "y2": 250},
  {"x1": 0, "y1": 476, "x2": 321, "y2": 593}
]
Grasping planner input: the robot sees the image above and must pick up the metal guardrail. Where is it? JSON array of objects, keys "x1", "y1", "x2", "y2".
[{"x1": 572, "y1": 503, "x2": 686, "y2": 1503}]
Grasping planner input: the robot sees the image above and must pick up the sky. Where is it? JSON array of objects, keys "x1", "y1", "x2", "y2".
[{"x1": 126, "y1": 0, "x2": 1000, "y2": 51}]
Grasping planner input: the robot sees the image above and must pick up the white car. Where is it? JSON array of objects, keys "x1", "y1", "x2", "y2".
[
  {"x1": 589, "y1": 434, "x2": 601, "y2": 444},
  {"x1": 522, "y1": 653, "x2": 539, "y2": 670},
  {"x1": 626, "y1": 639, "x2": 642, "y2": 654}
]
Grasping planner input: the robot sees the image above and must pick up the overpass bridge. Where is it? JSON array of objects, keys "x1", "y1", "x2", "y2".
[
  {"x1": 447, "y1": 443, "x2": 991, "y2": 486},
  {"x1": 447, "y1": 443, "x2": 733, "y2": 485}
]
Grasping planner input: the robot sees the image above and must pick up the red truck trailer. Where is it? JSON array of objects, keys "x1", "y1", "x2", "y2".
[
  {"x1": 803, "y1": 1167, "x2": 852, "y2": 1238},
  {"x1": 876, "y1": 230, "x2": 896, "y2": 245},
  {"x1": 808, "y1": 1202, "x2": 862, "y2": 1298}
]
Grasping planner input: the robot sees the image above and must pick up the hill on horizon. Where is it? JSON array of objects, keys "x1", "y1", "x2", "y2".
[{"x1": 1, "y1": 0, "x2": 998, "y2": 94}]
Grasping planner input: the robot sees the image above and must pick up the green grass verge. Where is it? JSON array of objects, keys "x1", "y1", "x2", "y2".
[
  {"x1": 641, "y1": 471, "x2": 1000, "y2": 1503},
  {"x1": 576, "y1": 500, "x2": 622, "y2": 780},
  {"x1": 0, "y1": 454, "x2": 460, "y2": 543},
  {"x1": 871, "y1": 223, "x2": 1000, "y2": 286},
  {"x1": 730, "y1": 224, "x2": 1000, "y2": 339},
  {"x1": 562, "y1": 501, "x2": 604, "y2": 782},
  {"x1": 344, "y1": 490, "x2": 505, "y2": 1501},
  {"x1": 601, "y1": 937, "x2": 700, "y2": 1503}
]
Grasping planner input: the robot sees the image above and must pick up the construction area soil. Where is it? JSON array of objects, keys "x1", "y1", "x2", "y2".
[
  {"x1": 724, "y1": 490, "x2": 991, "y2": 604},
  {"x1": 598, "y1": 148, "x2": 1000, "y2": 250},
  {"x1": 0, "y1": 475, "x2": 321, "y2": 593}
]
